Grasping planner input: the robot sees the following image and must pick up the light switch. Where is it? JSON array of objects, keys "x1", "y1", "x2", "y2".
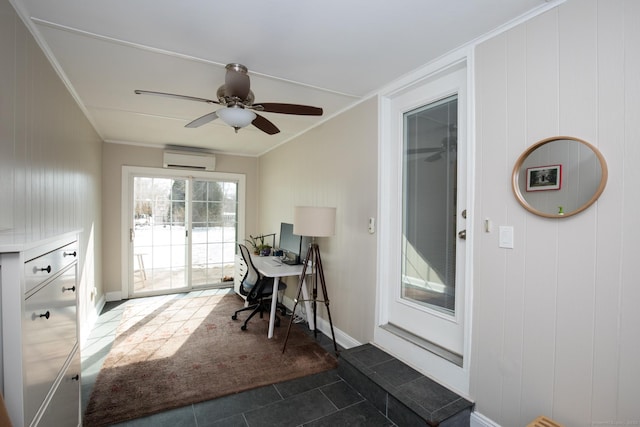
[{"x1": 499, "y1": 226, "x2": 514, "y2": 249}]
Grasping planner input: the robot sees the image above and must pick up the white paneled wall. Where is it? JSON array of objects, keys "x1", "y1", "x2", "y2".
[
  {"x1": 0, "y1": 0, "x2": 102, "y2": 341},
  {"x1": 472, "y1": 1, "x2": 639, "y2": 426}
]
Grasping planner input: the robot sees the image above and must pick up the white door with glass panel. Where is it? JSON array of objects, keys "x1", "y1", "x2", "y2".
[
  {"x1": 381, "y1": 63, "x2": 468, "y2": 365},
  {"x1": 125, "y1": 167, "x2": 244, "y2": 298}
]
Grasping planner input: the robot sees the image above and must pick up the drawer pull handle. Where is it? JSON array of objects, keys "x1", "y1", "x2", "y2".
[
  {"x1": 71, "y1": 374, "x2": 79, "y2": 381},
  {"x1": 37, "y1": 265, "x2": 52, "y2": 274},
  {"x1": 63, "y1": 286, "x2": 76, "y2": 293},
  {"x1": 63, "y1": 251, "x2": 77, "y2": 257},
  {"x1": 39, "y1": 311, "x2": 50, "y2": 320}
]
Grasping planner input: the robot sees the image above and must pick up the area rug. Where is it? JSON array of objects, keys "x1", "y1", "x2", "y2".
[{"x1": 83, "y1": 293, "x2": 337, "y2": 426}]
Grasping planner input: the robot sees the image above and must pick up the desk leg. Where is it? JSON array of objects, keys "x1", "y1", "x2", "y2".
[
  {"x1": 268, "y1": 277, "x2": 279, "y2": 339},
  {"x1": 299, "y1": 276, "x2": 315, "y2": 331}
]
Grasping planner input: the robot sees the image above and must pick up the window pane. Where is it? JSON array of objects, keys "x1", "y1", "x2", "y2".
[
  {"x1": 133, "y1": 177, "x2": 187, "y2": 293},
  {"x1": 402, "y1": 95, "x2": 458, "y2": 314},
  {"x1": 191, "y1": 179, "x2": 238, "y2": 287}
]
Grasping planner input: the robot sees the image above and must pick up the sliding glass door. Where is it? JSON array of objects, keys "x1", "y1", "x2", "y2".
[
  {"x1": 190, "y1": 179, "x2": 238, "y2": 288},
  {"x1": 125, "y1": 167, "x2": 245, "y2": 298},
  {"x1": 132, "y1": 176, "x2": 189, "y2": 294}
]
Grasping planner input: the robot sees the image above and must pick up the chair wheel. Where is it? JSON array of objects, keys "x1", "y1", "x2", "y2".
[
  {"x1": 241, "y1": 325, "x2": 247, "y2": 331},
  {"x1": 232, "y1": 314, "x2": 237, "y2": 320}
]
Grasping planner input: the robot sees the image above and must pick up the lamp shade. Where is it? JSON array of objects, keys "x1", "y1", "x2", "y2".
[
  {"x1": 293, "y1": 206, "x2": 336, "y2": 237},
  {"x1": 217, "y1": 106, "x2": 256, "y2": 129}
]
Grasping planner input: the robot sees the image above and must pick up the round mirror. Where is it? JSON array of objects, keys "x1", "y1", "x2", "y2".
[{"x1": 512, "y1": 136, "x2": 608, "y2": 218}]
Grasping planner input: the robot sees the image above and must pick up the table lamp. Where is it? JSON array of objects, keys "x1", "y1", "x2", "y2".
[{"x1": 282, "y1": 206, "x2": 338, "y2": 356}]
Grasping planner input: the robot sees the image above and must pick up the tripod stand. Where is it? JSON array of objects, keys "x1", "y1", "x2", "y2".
[{"x1": 282, "y1": 242, "x2": 339, "y2": 357}]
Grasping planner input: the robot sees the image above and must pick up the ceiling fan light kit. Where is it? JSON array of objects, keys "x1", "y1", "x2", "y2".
[
  {"x1": 134, "y1": 63, "x2": 323, "y2": 135},
  {"x1": 217, "y1": 106, "x2": 256, "y2": 132}
]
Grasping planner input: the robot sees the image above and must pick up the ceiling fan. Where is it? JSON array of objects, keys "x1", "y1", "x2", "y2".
[
  {"x1": 135, "y1": 63, "x2": 323, "y2": 135},
  {"x1": 406, "y1": 124, "x2": 458, "y2": 162}
]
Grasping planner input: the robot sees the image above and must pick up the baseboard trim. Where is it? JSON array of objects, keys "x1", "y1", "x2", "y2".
[
  {"x1": 471, "y1": 411, "x2": 501, "y2": 427},
  {"x1": 282, "y1": 295, "x2": 361, "y2": 350},
  {"x1": 105, "y1": 291, "x2": 123, "y2": 302}
]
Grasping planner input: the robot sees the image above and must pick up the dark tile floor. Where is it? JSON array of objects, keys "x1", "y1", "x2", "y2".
[
  {"x1": 81, "y1": 288, "x2": 396, "y2": 427},
  {"x1": 339, "y1": 345, "x2": 472, "y2": 427}
]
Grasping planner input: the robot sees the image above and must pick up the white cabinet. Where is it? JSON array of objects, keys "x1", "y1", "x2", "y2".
[
  {"x1": 36, "y1": 348, "x2": 80, "y2": 427},
  {"x1": 0, "y1": 233, "x2": 80, "y2": 427}
]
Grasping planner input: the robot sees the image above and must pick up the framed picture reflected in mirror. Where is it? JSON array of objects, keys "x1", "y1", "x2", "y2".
[{"x1": 526, "y1": 164, "x2": 561, "y2": 192}]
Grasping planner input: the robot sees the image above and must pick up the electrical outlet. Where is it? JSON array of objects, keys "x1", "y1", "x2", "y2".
[{"x1": 368, "y1": 217, "x2": 375, "y2": 234}]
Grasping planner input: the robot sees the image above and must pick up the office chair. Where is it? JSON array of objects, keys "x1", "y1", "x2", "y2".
[{"x1": 232, "y1": 244, "x2": 287, "y2": 331}]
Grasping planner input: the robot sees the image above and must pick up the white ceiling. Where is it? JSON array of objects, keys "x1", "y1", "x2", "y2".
[{"x1": 11, "y1": 0, "x2": 551, "y2": 156}]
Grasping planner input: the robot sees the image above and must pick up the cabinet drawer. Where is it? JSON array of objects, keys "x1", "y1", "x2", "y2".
[
  {"x1": 236, "y1": 263, "x2": 247, "y2": 279},
  {"x1": 35, "y1": 348, "x2": 80, "y2": 427},
  {"x1": 23, "y1": 264, "x2": 77, "y2": 425},
  {"x1": 24, "y1": 242, "x2": 78, "y2": 293}
]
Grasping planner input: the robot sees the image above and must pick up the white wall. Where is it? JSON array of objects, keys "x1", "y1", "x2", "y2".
[
  {"x1": 257, "y1": 98, "x2": 378, "y2": 344},
  {"x1": 472, "y1": 0, "x2": 639, "y2": 425},
  {"x1": 0, "y1": 0, "x2": 103, "y2": 343}
]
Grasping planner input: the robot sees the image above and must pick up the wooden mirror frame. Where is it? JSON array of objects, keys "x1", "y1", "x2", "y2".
[{"x1": 511, "y1": 136, "x2": 608, "y2": 218}]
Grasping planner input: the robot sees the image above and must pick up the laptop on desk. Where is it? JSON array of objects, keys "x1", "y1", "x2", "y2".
[
  {"x1": 282, "y1": 257, "x2": 298, "y2": 265},
  {"x1": 267, "y1": 253, "x2": 298, "y2": 266},
  {"x1": 277, "y1": 251, "x2": 299, "y2": 265}
]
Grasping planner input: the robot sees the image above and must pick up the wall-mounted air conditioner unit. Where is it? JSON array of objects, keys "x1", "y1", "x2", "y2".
[{"x1": 163, "y1": 150, "x2": 216, "y2": 171}]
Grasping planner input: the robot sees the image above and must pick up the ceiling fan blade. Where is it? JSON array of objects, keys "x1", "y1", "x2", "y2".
[
  {"x1": 185, "y1": 111, "x2": 218, "y2": 128},
  {"x1": 252, "y1": 113, "x2": 280, "y2": 135},
  {"x1": 425, "y1": 152, "x2": 442, "y2": 162},
  {"x1": 134, "y1": 90, "x2": 219, "y2": 105},
  {"x1": 254, "y1": 103, "x2": 323, "y2": 116},
  {"x1": 225, "y1": 64, "x2": 250, "y2": 100}
]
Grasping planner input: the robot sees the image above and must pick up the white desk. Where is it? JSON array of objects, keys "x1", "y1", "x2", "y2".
[{"x1": 250, "y1": 255, "x2": 314, "y2": 339}]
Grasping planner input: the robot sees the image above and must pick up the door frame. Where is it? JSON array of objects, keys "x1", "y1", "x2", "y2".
[
  {"x1": 120, "y1": 166, "x2": 246, "y2": 300},
  {"x1": 375, "y1": 48, "x2": 475, "y2": 395}
]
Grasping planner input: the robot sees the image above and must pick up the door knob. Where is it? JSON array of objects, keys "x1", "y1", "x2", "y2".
[{"x1": 458, "y1": 230, "x2": 466, "y2": 240}]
